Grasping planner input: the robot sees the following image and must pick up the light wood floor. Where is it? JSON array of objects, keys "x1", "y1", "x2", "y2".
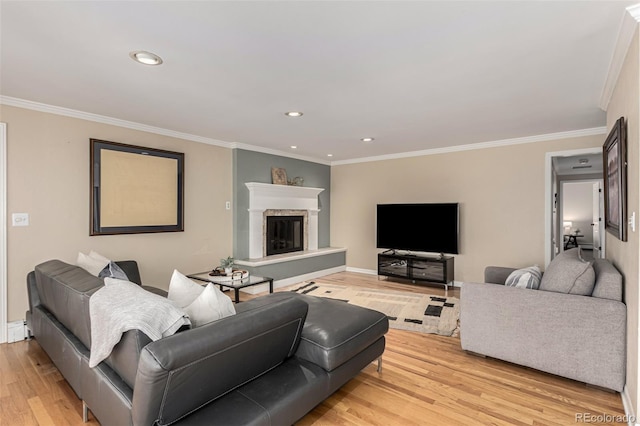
[{"x1": 0, "y1": 272, "x2": 625, "y2": 425}]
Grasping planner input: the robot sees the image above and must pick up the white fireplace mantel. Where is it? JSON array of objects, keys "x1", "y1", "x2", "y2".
[
  {"x1": 245, "y1": 182, "x2": 325, "y2": 259},
  {"x1": 245, "y1": 182, "x2": 324, "y2": 211}
]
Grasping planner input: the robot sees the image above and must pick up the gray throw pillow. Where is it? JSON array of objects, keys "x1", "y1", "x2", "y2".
[
  {"x1": 505, "y1": 266, "x2": 541, "y2": 289},
  {"x1": 539, "y1": 248, "x2": 595, "y2": 295},
  {"x1": 99, "y1": 261, "x2": 130, "y2": 281}
]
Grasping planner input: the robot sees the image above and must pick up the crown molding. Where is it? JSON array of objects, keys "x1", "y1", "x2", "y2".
[
  {"x1": 0, "y1": 96, "x2": 333, "y2": 166},
  {"x1": 331, "y1": 127, "x2": 607, "y2": 166},
  {"x1": 0, "y1": 96, "x2": 232, "y2": 148},
  {"x1": 599, "y1": 4, "x2": 640, "y2": 111},
  {"x1": 230, "y1": 142, "x2": 332, "y2": 165},
  {"x1": 0, "y1": 96, "x2": 606, "y2": 167}
]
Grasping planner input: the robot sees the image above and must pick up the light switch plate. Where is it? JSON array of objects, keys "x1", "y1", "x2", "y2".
[{"x1": 12, "y1": 213, "x2": 29, "y2": 227}]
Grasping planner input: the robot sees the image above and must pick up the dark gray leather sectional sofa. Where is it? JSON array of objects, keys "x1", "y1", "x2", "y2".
[{"x1": 26, "y1": 260, "x2": 389, "y2": 425}]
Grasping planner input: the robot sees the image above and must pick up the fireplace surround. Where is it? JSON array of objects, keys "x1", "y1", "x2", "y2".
[{"x1": 245, "y1": 182, "x2": 324, "y2": 259}]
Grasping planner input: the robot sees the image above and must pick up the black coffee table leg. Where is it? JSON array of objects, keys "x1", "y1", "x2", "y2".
[
  {"x1": 269, "y1": 279, "x2": 273, "y2": 294},
  {"x1": 234, "y1": 289, "x2": 240, "y2": 303}
]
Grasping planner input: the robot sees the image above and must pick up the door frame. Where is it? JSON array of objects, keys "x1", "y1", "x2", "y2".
[
  {"x1": 544, "y1": 147, "x2": 602, "y2": 267},
  {"x1": 0, "y1": 123, "x2": 6, "y2": 343}
]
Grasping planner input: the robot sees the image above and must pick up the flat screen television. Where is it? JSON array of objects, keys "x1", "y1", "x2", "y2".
[{"x1": 376, "y1": 203, "x2": 459, "y2": 254}]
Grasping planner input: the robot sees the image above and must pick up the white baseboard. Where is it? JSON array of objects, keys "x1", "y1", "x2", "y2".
[
  {"x1": 346, "y1": 267, "x2": 377, "y2": 275},
  {"x1": 7, "y1": 320, "x2": 26, "y2": 343},
  {"x1": 238, "y1": 266, "x2": 464, "y2": 295},
  {"x1": 239, "y1": 265, "x2": 347, "y2": 295},
  {"x1": 621, "y1": 385, "x2": 638, "y2": 425}
]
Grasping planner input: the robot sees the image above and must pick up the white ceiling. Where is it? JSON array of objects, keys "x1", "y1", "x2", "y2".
[
  {"x1": 553, "y1": 153, "x2": 603, "y2": 176},
  {"x1": 0, "y1": 1, "x2": 637, "y2": 163}
]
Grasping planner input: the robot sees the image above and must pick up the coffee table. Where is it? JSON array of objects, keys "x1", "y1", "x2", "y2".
[{"x1": 187, "y1": 272, "x2": 274, "y2": 303}]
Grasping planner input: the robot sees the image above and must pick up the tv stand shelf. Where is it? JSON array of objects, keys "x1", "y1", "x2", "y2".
[{"x1": 378, "y1": 252, "x2": 454, "y2": 292}]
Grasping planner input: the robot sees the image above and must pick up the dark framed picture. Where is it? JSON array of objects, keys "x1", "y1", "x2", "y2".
[
  {"x1": 90, "y1": 139, "x2": 184, "y2": 235},
  {"x1": 603, "y1": 117, "x2": 627, "y2": 242}
]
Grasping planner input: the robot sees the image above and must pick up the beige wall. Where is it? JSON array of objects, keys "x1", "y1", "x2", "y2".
[
  {"x1": 331, "y1": 135, "x2": 603, "y2": 283},
  {"x1": 1, "y1": 105, "x2": 233, "y2": 322},
  {"x1": 606, "y1": 27, "x2": 640, "y2": 415}
]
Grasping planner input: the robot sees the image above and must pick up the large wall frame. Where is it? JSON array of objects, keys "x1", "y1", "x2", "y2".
[
  {"x1": 602, "y1": 117, "x2": 627, "y2": 242},
  {"x1": 90, "y1": 139, "x2": 184, "y2": 236}
]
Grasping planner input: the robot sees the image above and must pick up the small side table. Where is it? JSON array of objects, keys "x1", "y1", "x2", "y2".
[
  {"x1": 564, "y1": 234, "x2": 584, "y2": 250},
  {"x1": 187, "y1": 272, "x2": 274, "y2": 303}
]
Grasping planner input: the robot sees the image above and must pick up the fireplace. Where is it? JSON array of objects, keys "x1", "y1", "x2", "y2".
[
  {"x1": 245, "y1": 182, "x2": 324, "y2": 259},
  {"x1": 266, "y1": 216, "x2": 304, "y2": 256}
]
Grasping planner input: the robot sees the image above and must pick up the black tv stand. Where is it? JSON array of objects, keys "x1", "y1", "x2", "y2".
[{"x1": 377, "y1": 252, "x2": 454, "y2": 294}]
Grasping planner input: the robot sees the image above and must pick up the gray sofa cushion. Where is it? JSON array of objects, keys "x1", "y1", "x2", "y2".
[
  {"x1": 591, "y1": 258, "x2": 623, "y2": 301},
  {"x1": 539, "y1": 248, "x2": 595, "y2": 295}
]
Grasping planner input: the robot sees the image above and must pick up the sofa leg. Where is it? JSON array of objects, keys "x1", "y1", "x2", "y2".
[
  {"x1": 377, "y1": 357, "x2": 382, "y2": 373},
  {"x1": 82, "y1": 401, "x2": 89, "y2": 423}
]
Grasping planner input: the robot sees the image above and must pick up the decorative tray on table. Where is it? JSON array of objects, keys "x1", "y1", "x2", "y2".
[{"x1": 209, "y1": 267, "x2": 249, "y2": 282}]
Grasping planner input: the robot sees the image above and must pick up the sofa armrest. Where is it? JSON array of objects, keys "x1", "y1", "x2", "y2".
[
  {"x1": 131, "y1": 297, "x2": 308, "y2": 426},
  {"x1": 27, "y1": 271, "x2": 40, "y2": 311},
  {"x1": 460, "y1": 282, "x2": 626, "y2": 391},
  {"x1": 484, "y1": 266, "x2": 517, "y2": 284}
]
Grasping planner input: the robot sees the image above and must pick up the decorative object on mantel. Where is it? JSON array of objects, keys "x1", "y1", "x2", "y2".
[
  {"x1": 287, "y1": 176, "x2": 304, "y2": 186},
  {"x1": 220, "y1": 256, "x2": 234, "y2": 275},
  {"x1": 271, "y1": 167, "x2": 288, "y2": 185}
]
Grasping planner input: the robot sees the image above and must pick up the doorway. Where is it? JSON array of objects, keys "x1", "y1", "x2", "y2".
[
  {"x1": 559, "y1": 179, "x2": 604, "y2": 260},
  {"x1": 0, "y1": 123, "x2": 6, "y2": 343},
  {"x1": 545, "y1": 148, "x2": 604, "y2": 266}
]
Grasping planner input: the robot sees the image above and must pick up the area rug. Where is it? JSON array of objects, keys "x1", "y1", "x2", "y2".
[{"x1": 291, "y1": 282, "x2": 459, "y2": 337}]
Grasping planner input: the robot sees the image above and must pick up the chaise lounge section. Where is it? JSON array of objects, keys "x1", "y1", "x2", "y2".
[{"x1": 26, "y1": 259, "x2": 389, "y2": 425}]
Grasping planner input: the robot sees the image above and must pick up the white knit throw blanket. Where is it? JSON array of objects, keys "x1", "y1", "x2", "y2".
[{"x1": 89, "y1": 279, "x2": 190, "y2": 368}]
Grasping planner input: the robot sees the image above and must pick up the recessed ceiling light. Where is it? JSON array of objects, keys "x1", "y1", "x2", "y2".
[
  {"x1": 361, "y1": 137, "x2": 375, "y2": 142},
  {"x1": 129, "y1": 51, "x2": 163, "y2": 65},
  {"x1": 291, "y1": 145, "x2": 297, "y2": 149},
  {"x1": 285, "y1": 111, "x2": 303, "y2": 117},
  {"x1": 327, "y1": 154, "x2": 333, "y2": 157}
]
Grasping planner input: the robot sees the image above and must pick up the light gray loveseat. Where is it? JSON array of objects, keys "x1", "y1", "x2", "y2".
[{"x1": 460, "y1": 249, "x2": 626, "y2": 392}]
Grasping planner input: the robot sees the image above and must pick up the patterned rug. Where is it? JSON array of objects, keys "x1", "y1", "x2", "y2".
[{"x1": 291, "y1": 282, "x2": 459, "y2": 337}]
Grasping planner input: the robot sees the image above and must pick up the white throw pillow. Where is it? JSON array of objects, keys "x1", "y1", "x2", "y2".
[
  {"x1": 89, "y1": 250, "x2": 111, "y2": 266},
  {"x1": 168, "y1": 270, "x2": 235, "y2": 327},
  {"x1": 183, "y1": 283, "x2": 236, "y2": 327},
  {"x1": 505, "y1": 265, "x2": 542, "y2": 290},
  {"x1": 77, "y1": 251, "x2": 110, "y2": 277},
  {"x1": 168, "y1": 269, "x2": 206, "y2": 307}
]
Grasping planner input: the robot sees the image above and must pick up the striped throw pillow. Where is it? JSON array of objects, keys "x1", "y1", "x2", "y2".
[{"x1": 505, "y1": 266, "x2": 542, "y2": 290}]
